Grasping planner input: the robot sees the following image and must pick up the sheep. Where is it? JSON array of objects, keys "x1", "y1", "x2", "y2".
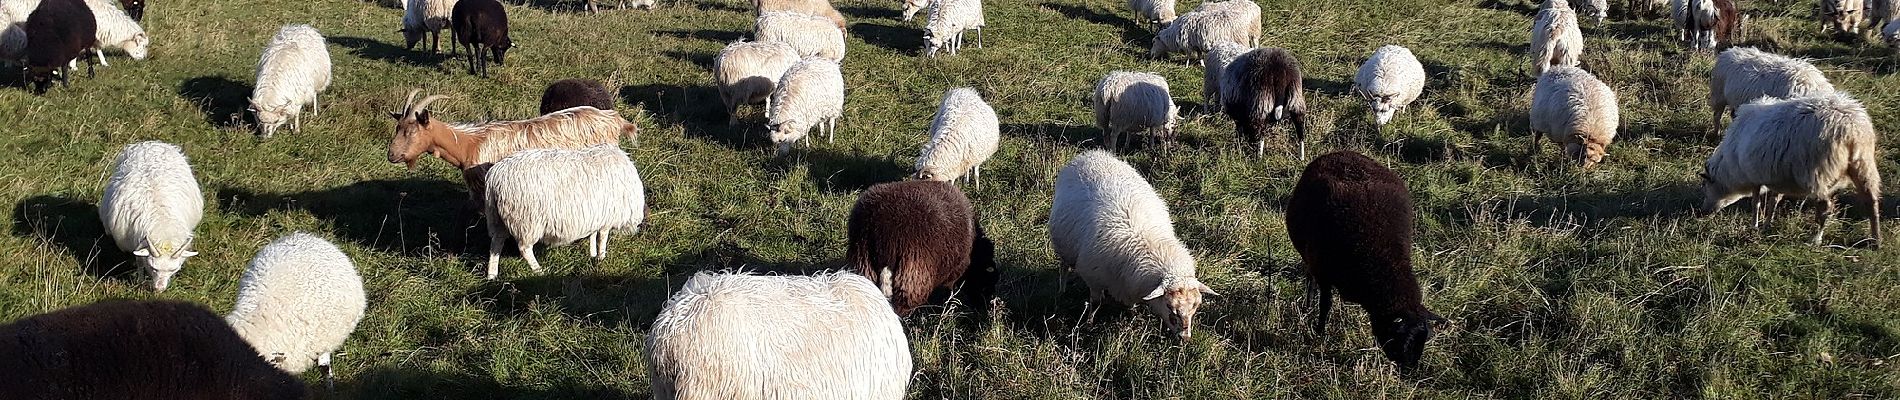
[
  {"x1": 754, "y1": 11, "x2": 845, "y2": 61},
  {"x1": 1201, "y1": 41, "x2": 1248, "y2": 115},
  {"x1": 99, "y1": 141, "x2": 202, "y2": 292},
  {"x1": 847, "y1": 180, "x2": 997, "y2": 316},
  {"x1": 1528, "y1": 66, "x2": 1619, "y2": 168},
  {"x1": 1093, "y1": 70, "x2": 1178, "y2": 152},
  {"x1": 400, "y1": 0, "x2": 456, "y2": 53},
  {"x1": 923, "y1": 0, "x2": 984, "y2": 57},
  {"x1": 1672, "y1": 0, "x2": 1722, "y2": 50},
  {"x1": 1285, "y1": 150, "x2": 1445, "y2": 371},
  {"x1": 1821, "y1": 0, "x2": 1864, "y2": 36},
  {"x1": 78, "y1": 0, "x2": 144, "y2": 67},
  {"x1": 0, "y1": 300, "x2": 308, "y2": 400},
  {"x1": 1530, "y1": 0, "x2": 1582, "y2": 76},
  {"x1": 646, "y1": 270, "x2": 911, "y2": 400},
  {"x1": 901, "y1": 0, "x2": 928, "y2": 21},
  {"x1": 1050, "y1": 150, "x2": 1219, "y2": 341},
  {"x1": 1221, "y1": 47, "x2": 1308, "y2": 159},
  {"x1": 1708, "y1": 47, "x2": 1835, "y2": 133},
  {"x1": 766, "y1": 56, "x2": 844, "y2": 157},
  {"x1": 24, "y1": 0, "x2": 95, "y2": 94},
  {"x1": 1126, "y1": 0, "x2": 1176, "y2": 26},
  {"x1": 385, "y1": 90, "x2": 640, "y2": 207},
  {"x1": 1148, "y1": 2, "x2": 1260, "y2": 61},
  {"x1": 250, "y1": 24, "x2": 331, "y2": 138},
  {"x1": 713, "y1": 40, "x2": 800, "y2": 125},
  {"x1": 583, "y1": 0, "x2": 653, "y2": 13},
  {"x1": 117, "y1": 0, "x2": 137, "y2": 20},
  {"x1": 451, "y1": 0, "x2": 510, "y2": 77},
  {"x1": 1574, "y1": 0, "x2": 1607, "y2": 22},
  {"x1": 1700, "y1": 93, "x2": 1882, "y2": 247},
  {"x1": 225, "y1": 232, "x2": 366, "y2": 389},
  {"x1": 1352, "y1": 44, "x2": 1426, "y2": 130},
  {"x1": 483, "y1": 145, "x2": 647, "y2": 279},
  {"x1": 914, "y1": 87, "x2": 1000, "y2": 186},
  {"x1": 539, "y1": 78, "x2": 614, "y2": 115},
  {"x1": 754, "y1": 0, "x2": 847, "y2": 31}
]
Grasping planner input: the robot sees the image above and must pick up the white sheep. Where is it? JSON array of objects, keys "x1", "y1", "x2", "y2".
[
  {"x1": 1709, "y1": 47, "x2": 1835, "y2": 133},
  {"x1": 1200, "y1": 41, "x2": 1247, "y2": 114},
  {"x1": 901, "y1": 0, "x2": 928, "y2": 21},
  {"x1": 754, "y1": 11, "x2": 845, "y2": 62},
  {"x1": 1353, "y1": 44, "x2": 1426, "y2": 129},
  {"x1": 1050, "y1": 150, "x2": 1218, "y2": 341},
  {"x1": 1529, "y1": 66, "x2": 1619, "y2": 168},
  {"x1": 1671, "y1": 0, "x2": 1717, "y2": 50},
  {"x1": 923, "y1": 0, "x2": 983, "y2": 57},
  {"x1": 1530, "y1": 0, "x2": 1582, "y2": 76},
  {"x1": 1094, "y1": 71, "x2": 1178, "y2": 152},
  {"x1": 713, "y1": 40, "x2": 801, "y2": 125},
  {"x1": 1700, "y1": 93, "x2": 1882, "y2": 247},
  {"x1": 99, "y1": 141, "x2": 202, "y2": 292},
  {"x1": 401, "y1": 0, "x2": 457, "y2": 53},
  {"x1": 1126, "y1": 0, "x2": 1176, "y2": 26},
  {"x1": 81, "y1": 0, "x2": 144, "y2": 66},
  {"x1": 646, "y1": 270, "x2": 911, "y2": 400},
  {"x1": 250, "y1": 24, "x2": 331, "y2": 138},
  {"x1": 225, "y1": 232, "x2": 366, "y2": 388},
  {"x1": 913, "y1": 87, "x2": 1000, "y2": 187},
  {"x1": 1575, "y1": 0, "x2": 1606, "y2": 23},
  {"x1": 483, "y1": 145, "x2": 646, "y2": 279},
  {"x1": 1149, "y1": 1, "x2": 1259, "y2": 61},
  {"x1": 767, "y1": 56, "x2": 845, "y2": 157},
  {"x1": 1821, "y1": 0, "x2": 1865, "y2": 35}
]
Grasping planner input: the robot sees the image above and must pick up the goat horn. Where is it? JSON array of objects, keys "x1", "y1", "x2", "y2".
[
  {"x1": 402, "y1": 89, "x2": 422, "y2": 114},
  {"x1": 412, "y1": 95, "x2": 450, "y2": 114}
]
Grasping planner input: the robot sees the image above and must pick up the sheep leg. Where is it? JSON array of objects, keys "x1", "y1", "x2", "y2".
[
  {"x1": 487, "y1": 228, "x2": 506, "y2": 280},
  {"x1": 312, "y1": 94, "x2": 320, "y2": 115},
  {"x1": 1526, "y1": 130, "x2": 1543, "y2": 165},
  {"x1": 972, "y1": 166, "x2": 981, "y2": 189},
  {"x1": 319, "y1": 352, "x2": 335, "y2": 391},
  {"x1": 520, "y1": 240, "x2": 543, "y2": 273},
  {"x1": 595, "y1": 230, "x2": 611, "y2": 259},
  {"x1": 94, "y1": 49, "x2": 108, "y2": 67},
  {"x1": 1314, "y1": 285, "x2": 1333, "y2": 336},
  {"x1": 1849, "y1": 161, "x2": 1883, "y2": 247},
  {"x1": 293, "y1": 112, "x2": 302, "y2": 135},
  {"x1": 1811, "y1": 198, "x2": 1835, "y2": 245},
  {"x1": 586, "y1": 232, "x2": 600, "y2": 259},
  {"x1": 977, "y1": 27, "x2": 983, "y2": 48}
]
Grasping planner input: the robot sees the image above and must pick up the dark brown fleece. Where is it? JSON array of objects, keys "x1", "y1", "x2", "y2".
[
  {"x1": 539, "y1": 79, "x2": 615, "y2": 115},
  {"x1": 847, "y1": 180, "x2": 995, "y2": 316},
  {"x1": 0, "y1": 300, "x2": 308, "y2": 400}
]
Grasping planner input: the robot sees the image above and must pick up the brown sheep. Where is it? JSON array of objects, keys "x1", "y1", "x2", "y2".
[
  {"x1": 539, "y1": 78, "x2": 615, "y2": 115},
  {"x1": 0, "y1": 300, "x2": 308, "y2": 399},
  {"x1": 847, "y1": 180, "x2": 997, "y2": 316}
]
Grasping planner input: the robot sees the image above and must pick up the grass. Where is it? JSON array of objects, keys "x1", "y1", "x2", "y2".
[{"x1": 2, "y1": 0, "x2": 1898, "y2": 397}]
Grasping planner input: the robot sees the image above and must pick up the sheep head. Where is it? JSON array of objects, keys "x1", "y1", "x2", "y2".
[
  {"x1": 768, "y1": 121, "x2": 801, "y2": 157},
  {"x1": 1369, "y1": 309, "x2": 1444, "y2": 371},
  {"x1": 131, "y1": 236, "x2": 197, "y2": 292},
  {"x1": 248, "y1": 98, "x2": 290, "y2": 138},
  {"x1": 1563, "y1": 139, "x2": 1606, "y2": 169},
  {"x1": 126, "y1": 33, "x2": 149, "y2": 60},
  {"x1": 1141, "y1": 276, "x2": 1218, "y2": 341},
  {"x1": 923, "y1": 30, "x2": 946, "y2": 57},
  {"x1": 388, "y1": 89, "x2": 450, "y2": 169},
  {"x1": 1696, "y1": 168, "x2": 1749, "y2": 216}
]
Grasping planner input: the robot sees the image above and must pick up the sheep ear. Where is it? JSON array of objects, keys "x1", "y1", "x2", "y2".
[
  {"x1": 181, "y1": 250, "x2": 199, "y2": 257},
  {"x1": 1141, "y1": 283, "x2": 1168, "y2": 301},
  {"x1": 417, "y1": 110, "x2": 431, "y2": 124},
  {"x1": 132, "y1": 248, "x2": 151, "y2": 257},
  {"x1": 1197, "y1": 284, "x2": 1219, "y2": 297}
]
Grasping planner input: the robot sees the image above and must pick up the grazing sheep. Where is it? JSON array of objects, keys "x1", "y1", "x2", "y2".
[
  {"x1": 226, "y1": 232, "x2": 366, "y2": 388},
  {"x1": 1575, "y1": 0, "x2": 1607, "y2": 22},
  {"x1": 80, "y1": 0, "x2": 144, "y2": 66},
  {"x1": 1285, "y1": 151, "x2": 1445, "y2": 370},
  {"x1": 1528, "y1": 66, "x2": 1619, "y2": 168},
  {"x1": 1352, "y1": 45, "x2": 1426, "y2": 129},
  {"x1": 451, "y1": 0, "x2": 510, "y2": 77},
  {"x1": 1127, "y1": 0, "x2": 1176, "y2": 26},
  {"x1": 483, "y1": 145, "x2": 646, "y2": 278},
  {"x1": 646, "y1": 270, "x2": 911, "y2": 400},
  {"x1": 754, "y1": 0, "x2": 847, "y2": 31},
  {"x1": 0, "y1": 300, "x2": 307, "y2": 400},
  {"x1": 923, "y1": 0, "x2": 984, "y2": 57},
  {"x1": 1820, "y1": 0, "x2": 1864, "y2": 36},
  {"x1": 385, "y1": 90, "x2": 640, "y2": 206},
  {"x1": 117, "y1": 0, "x2": 137, "y2": 20},
  {"x1": 583, "y1": 0, "x2": 653, "y2": 12},
  {"x1": 401, "y1": 0, "x2": 457, "y2": 53},
  {"x1": 1201, "y1": 41, "x2": 1248, "y2": 115},
  {"x1": 539, "y1": 78, "x2": 614, "y2": 115},
  {"x1": 1530, "y1": 0, "x2": 1582, "y2": 76},
  {"x1": 24, "y1": 0, "x2": 95, "y2": 94},
  {"x1": 713, "y1": 40, "x2": 800, "y2": 125},
  {"x1": 915, "y1": 87, "x2": 1000, "y2": 186},
  {"x1": 1672, "y1": 0, "x2": 1722, "y2": 50},
  {"x1": 901, "y1": 0, "x2": 928, "y2": 21},
  {"x1": 100, "y1": 141, "x2": 202, "y2": 292},
  {"x1": 250, "y1": 24, "x2": 331, "y2": 138},
  {"x1": 755, "y1": 11, "x2": 845, "y2": 61},
  {"x1": 1149, "y1": 1, "x2": 1260, "y2": 61},
  {"x1": 767, "y1": 56, "x2": 845, "y2": 157},
  {"x1": 1709, "y1": 47, "x2": 1836, "y2": 133},
  {"x1": 1700, "y1": 93, "x2": 1882, "y2": 247},
  {"x1": 1222, "y1": 47, "x2": 1308, "y2": 158},
  {"x1": 1093, "y1": 70, "x2": 1179, "y2": 152},
  {"x1": 847, "y1": 180, "x2": 995, "y2": 316},
  {"x1": 1050, "y1": 150, "x2": 1219, "y2": 341}
]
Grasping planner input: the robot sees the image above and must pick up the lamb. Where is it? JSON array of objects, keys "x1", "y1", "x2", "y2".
[
  {"x1": 24, "y1": 0, "x2": 95, "y2": 94},
  {"x1": 1820, "y1": 0, "x2": 1864, "y2": 36},
  {"x1": 99, "y1": 141, "x2": 202, "y2": 292},
  {"x1": 754, "y1": 0, "x2": 847, "y2": 31},
  {"x1": 754, "y1": 11, "x2": 845, "y2": 61},
  {"x1": 1700, "y1": 93, "x2": 1882, "y2": 247},
  {"x1": 117, "y1": 0, "x2": 137, "y2": 20},
  {"x1": 1126, "y1": 0, "x2": 1176, "y2": 26},
  {"x1": 1093, "y1": 70, "x2": 1178, "y2": 152},
  {"x1": 713, "y1": 40, "x2": 800, "y2": 125},
  {"x1": 0, "y1": 300, "x2": 307, "y2": 400},
  {"x1": 847, "y1": 180, "x2": 997, "y2": 316},
  {"x1": 226, "y1": 232, "x2": 366, "y2": 388},
  {"x1": 539, "y1": 78, "x2": 614, "y2": 115},
  {"x1": 451, "y1": 0, "x2": 511, "y2": 77},
  {"x1": 1352, "y1": 45, "x2": 1426, "y2": 129},
  {"x1": 483, "y1": 145, "x2": 647, "y2": 279},
  {"x1": 1221, "y1": 47, "x2": 1308, "y2": 158},
  {"x1": 1050, "y1": 150, "x2": 1219, "y2": 341},
  {"x1": 250, "y1": 24, "x2": 331, "y2": 138},
  {"x1": 923, "y1": 0, "x2": 984, "y2": 57},
  {"x1": 1285, "y1": 150, "x2": 1445, "y2": 370},
  {"x1": 1709, "y1": 47, "x2": 1836, "y2": 133},
  {"x1": 1148, "y1": 2, "x2": 1260, "y2": 61},
  {"x1": 80, "y1": 0, "x2": 145, "y2": 66},
  {"x1": 901, "y1": 0, "x2": 928, "y2": 21},
  {"x1": 1530, "y1": 0, "x2": 1582, "y2": 76},
  {"x1": 646, "y1": 270, "x2": 911, "y2": 400},
  {"x1": 914, "y1": 87, "x2": 1000, "y2": 186},
  {"x1": 1528, "y1": 66, "x2": 1619, "y2": 168},
  {"x1": 400, "y1": 0, "x2": 457, "y2": 53},
  {"x1": 766, "y1": 56, "x2": 844, "y2": 157},
  {"x1": 385, "y1": 90, "x2": 640, "y2": 207}
]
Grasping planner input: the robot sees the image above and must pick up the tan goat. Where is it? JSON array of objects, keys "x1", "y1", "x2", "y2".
[{"x1": 385, "y1": 89, "x2": 639, "y2": 206}]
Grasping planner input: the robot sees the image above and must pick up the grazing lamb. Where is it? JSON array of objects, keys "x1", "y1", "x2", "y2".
[
  {"x1": 451, "y1": 0, "x2": 510, "y2": 77},
  {"x1": 1700, "y1": 93, "x2": 1882, "y2": 247},
  {"x1": 901, "y1": 0, "x2": 927, "y2": 21},
  {"x1": 118, "y1": 0, "x2": 137, "y2": 20},
  {"x1": 847, "y1": 180, "x2": 996, "y2": 316},
  {"x1": 755, "y1": 0, "x2": 847, "y2": 31},
  {"x1": 1127, "y1": 0, "x2": 1176, "y2": 26},
  {"x1": 1352, "y1": 45, "x2": 1426, "y2": 129},
  {"x1": 386, "y1": 90, "x2": 640, "y2": 206},
  {"x1": 755, "y1": 11, "x2": 845, "y2": 61},
  {"x1": 1528, "y1": 66, "x2": 1619, "y2": 168},
  {"x1": 250, "y1": 24, "x2": 331, "y2": 138},
  {"x1": 100, "y1": 141, "x2": 202, "y2": 292},
  {"x1": 1149, "y1": 1, "x2": 1260, "y2": 61},
  {"x1": 1201, "y1": 41, "x2": 1248, "y2": 114},
  {"x1": 0, "y1": 300, "x2": 307, "y2": 400},
  {"x1": 226, "y1": 232, "x2": 366, "y2": 388},
  {"x1": 923, "y1": 0, "x2": 984, "y2": 57},
  {"x1": 483, "y1": 145, "x2": 646, "y2": 278},
  {"x1": 1530, "y1": 0, "x2": 1583, "y2": 76},
  {"x1": 915, "y1": 87, "x2": 1000, "y2": 186},
  {"x1": 24, "y1": 0, "x2": 95, "y2": 94},
  {"x1": 1821, "y1": 0, "x2": 1864, "y2": 36},
  {"x1": 1093, "y1": 70, "x2": 1178, "y2": 152},
  {"x1": 646, "y1": 270, "x2": 911, "y2": 400},
  {"x1": 1285, "y1": 151, "x2": 1445, "y2": 370},
  {"x1": 539, "y1": 78, "x2": 614, "y2": 115},
  {"x1": 1222, "y1": 47, "x2": 1308, "y2": 158},
  {"x1": 1050, "y1": 150, "x2": 1219, "y2": 341},
  {"x1": 401, "y1": 0, "x2": 457, "y2": 53},
  {"x1": 713, "y1": 40, "x2": 800, "y2": 125},
  {"x1": 1709, "y1": 47, "x2": 1835, "y2": 133},
  {"x1": 767, "y1": 56, "x2": 845, "y2": 157},
  {"x1": 81, "y1": 0, "x2": 145, "y2": 66}
]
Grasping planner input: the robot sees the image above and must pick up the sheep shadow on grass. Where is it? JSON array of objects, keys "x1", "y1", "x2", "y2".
[
  {"x1": 651, "y1": 29, "x2": 747, "y2": 43},
  {"x1": 338, "y1": 366, "x2": 631, "y2": 400},
  {"x1": 660, "y1": 50, "x2": 716, "y2": 69},
  {"x1": 620, "y1": 83, "x2": 761, "y2": 151},
  {"x1": 215, "y1": 178, "x2": 483, "y2": 257},
  {"x1": 463, "y1": 272, "x2": 674, "y2": 329},
  {"x1": 330, "y1": 36, "x2": 452, "y2": 68},
  {"x1": 176, "y1": 76, "x2": 251, "y2": 129},
  {"x1": 1039, "y1": 2, "x2": 1151, "y2": 51},
  {"x1": 848, "y1": 23, "x2": 924, "y2": 54},
  {"x1": 779, "y1": 146, "x2": 908, "y2": 194},
  {"x1": 1002, "y1": 122, "x2": 1099, "y2": 147},
  {"x1": 836, "y1": 5, "x2": 899, "y2": 21},
  {"x1": 10, "y1": 195, "x2": 138, "y2": 280}
]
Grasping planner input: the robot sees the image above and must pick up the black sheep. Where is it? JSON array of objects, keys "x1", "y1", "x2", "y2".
[
  {"x1": 539, "y1": 78, "x2": 614, "y2": 115},
  {"x1": 119, "y1": 0, "x2": 144, "y2": 21},
  {"x1": 847, "y1": 180, "x2": 996, "y2": 316},
  {"x1": 0, "y1": 300, "x2": 309, "y2": 399},
  {"x1": 24, "y1": 0, "x2": 96, "y2": 94},
  {"x1": 451, "y1": 0, "x2": 511, "y2": 77},
  {"x1": 1285, "y1": 151, "x2": 1443, "y2": 371},
  {"x1": 1221, "y1": 47, "x2": 1307, "y2": 159}
]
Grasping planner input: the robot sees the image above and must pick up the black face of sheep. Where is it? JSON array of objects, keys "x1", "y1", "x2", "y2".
[
  {"x1": 1370, "y1": 311, "x2": 1444, "y2": 370},
  {"x1": 123, "y1": 0, "x2": 144, "y2": 20}
]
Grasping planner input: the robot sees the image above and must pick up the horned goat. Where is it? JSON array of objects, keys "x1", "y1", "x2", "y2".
[{"x1": 385, "y1": 89, "x2": 639, "y2": 207}]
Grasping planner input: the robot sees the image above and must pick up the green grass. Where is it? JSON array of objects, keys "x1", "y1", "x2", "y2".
[{"x1": 3, "y1": 0, "x2": 1898, "y2": 397}]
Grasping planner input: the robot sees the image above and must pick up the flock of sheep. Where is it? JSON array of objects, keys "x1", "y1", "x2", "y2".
[{"x1": 0, "y1": 0, "x2": 1891, "y2": 397}]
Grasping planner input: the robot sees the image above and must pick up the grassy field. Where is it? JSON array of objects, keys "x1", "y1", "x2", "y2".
[{"x1": 2, "y1": 0, "x2": 1898, "y2": 397}]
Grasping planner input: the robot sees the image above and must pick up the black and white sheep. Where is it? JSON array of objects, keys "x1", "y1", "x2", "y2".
[
  {"x1": 1708, "y1": 47, "x2": 1835, "y2": 133},
  {"x1": 714, "y1": 40, "x2": 801, "y2": 125},
  {"x1": 1093, "y1": 70, "x2": 1178, "y2": 152},
  {"x1": 483, "y1": 145, "x2": 647, "y2": 278},
  {"x1": 1528, "y1": 66, "x2": 1618, "y2": 168},
  {"x1": 226, "y1": 232, "x2": 367, "y2": 387},
  {"x1": 1051, "y1": 150, "x2": 1219, "y2": 341},
  {"x1": 1221, "y1": 47, "x2": 1308, "y2": 158},
  {"x1": 401, "y1": 0, "x2": 457, "y2": 53},
  {"x1": 251, "y1": 24, "x2": 332, "y2": 138},
  {"x1": 847, "y1": 180, "x2": 996, "y2": 316},
  {"x1": 923, "y1": 0, "x2": 984, "y2": 57},
  {"x1": 1700, "y1": 93, "x2": 1882, "y2": 247},
  {"x1": 1530, "y1": 0, "x2": 1582, "y2": 76},
  {"x1": 0, "y1": 300, "x2": 308, "y2": 399},
  {"x1": 100, "y1": 141, "x2": 202, "y2": 292},
  {"x1": 24, "y1": 0, "x2": 95, "y2": 94},
  {"x1": 117, "y1": 0, "x2": 138, "y2": 20},
  {"x1": 755, "y1": 11, "x2": 845, "y2": 61},
  {"x1": 1352, "y1": 45, "x2": 1426, "y2": 130},
  {"x1": 539, "y1": 78, "x2": 614, "y2": 115},
  {"x1": 914, "y1": 87, "x2": 1000, "y2": 186},
  {"x1": 451, "y1": 0, "x2": 510, "y2": 77},
  {"x1": 767, "y1": 56, "x2": 845, "y2": 157}
]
